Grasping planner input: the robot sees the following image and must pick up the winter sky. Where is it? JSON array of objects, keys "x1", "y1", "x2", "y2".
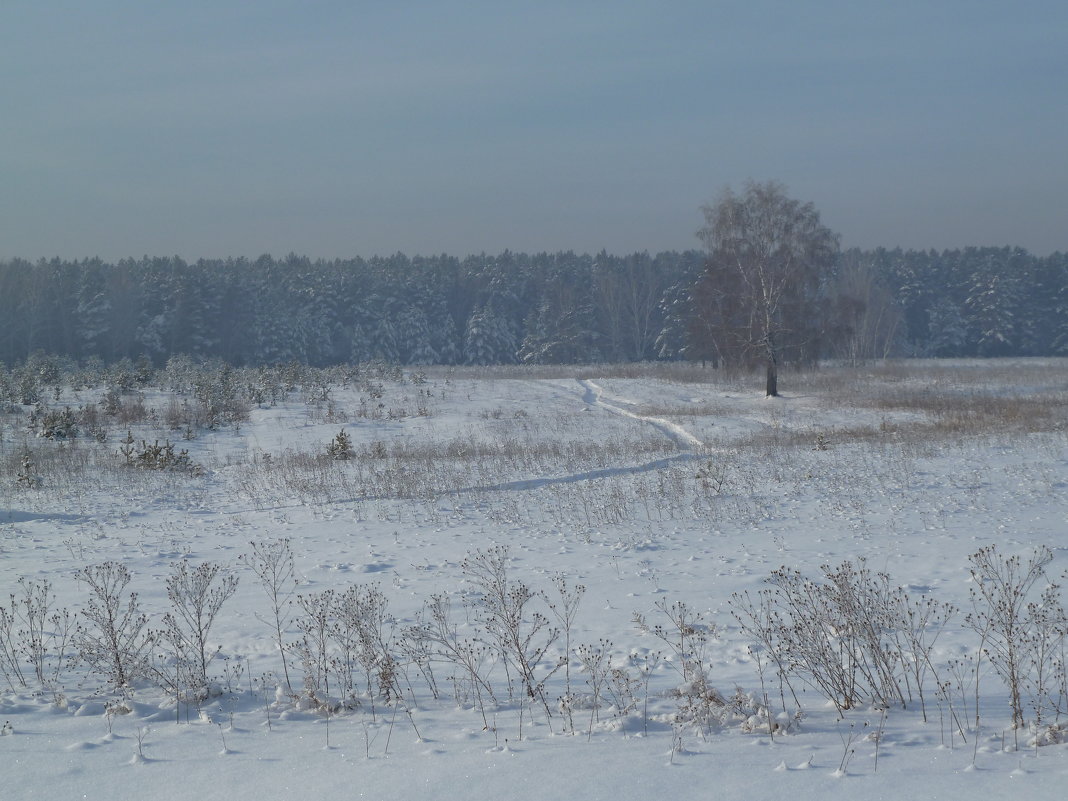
[{"x1": 2, "y1": 1, "x2": 1065, "y2": 261}]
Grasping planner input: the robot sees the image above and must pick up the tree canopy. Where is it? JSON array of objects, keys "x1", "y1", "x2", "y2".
[
  {"x1": 0, "y1": 231, "x2": 1063, "y2": 371},
  {"x1": 692, "y1": 181, "x2": 840, "y2": 395}
]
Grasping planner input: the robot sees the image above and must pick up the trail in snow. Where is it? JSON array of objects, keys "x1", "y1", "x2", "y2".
[
  {"x1": 231, "y1": 450, "x2": 701, "y2": 510},
  {"x1": 461, "y1": 453, "x2": 697, "y2": 494},
  {"x1": 0, "y1": 510, "x2": 88, "y2": 523},
  {"x1": 578, "y1": 379, "x2": 705, "y2": 451},
  {"x1": 226, "y1": 377, "x2": 710, "y2": 508},
  {"x1": 417, "y1": 377, "x2": 709, "y2": 497}
]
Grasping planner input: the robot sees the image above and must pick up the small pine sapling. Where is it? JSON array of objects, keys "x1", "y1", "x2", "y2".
[{"x1": 326, "y1": 429, "x2": 354, "y2": 460}]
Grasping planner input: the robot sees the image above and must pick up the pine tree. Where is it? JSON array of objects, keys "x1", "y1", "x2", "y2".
[
  {"x1": 925, "y1": 298, "x2": 968, "y2": 357},
  {"x1": 964, "y1": 249, "x2": 1022, "y2": 357},
  {"x1": 397, "y1": 305, "x2": 436, "y2": 365},
  {"x1": 463, "y1": 304, "x2": 517, "y2": 365},
  {"x1": 75, "y1": 260, "x2": 113, "y2": 361},
  {"x1": 363, "y1": 295, "x2": 402, "y2": 364}
]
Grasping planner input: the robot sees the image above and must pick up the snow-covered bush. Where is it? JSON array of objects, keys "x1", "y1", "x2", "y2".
[
  {"x1": 730, "y1": 559, "x2": 954, "y2": 714},
  {"x1": 73, "y1": 562, "x2": 157, "y2": 689},
  {"x1": 966, "y1": 545, "x2": 1066, "y2": 733},
  {"x1": 159, "y1": 561, "x2": 239, "y2": 700},
  {"x1": 30, "y1": 404, "x2": 78, "y2": 440}
]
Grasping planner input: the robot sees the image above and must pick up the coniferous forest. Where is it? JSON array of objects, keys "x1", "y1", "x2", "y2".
[{"x1": 0, "y1": 246, "x2": 1065, "y2": 369}]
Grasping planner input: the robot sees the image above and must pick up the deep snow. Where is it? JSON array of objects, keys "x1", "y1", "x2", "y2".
[{"x1": 3, "y1": 362, "x2": 1068, "y2": 799}]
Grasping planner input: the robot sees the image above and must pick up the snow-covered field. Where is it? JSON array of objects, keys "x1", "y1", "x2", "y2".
[{"x1": 3, "y1": 360, "x2": 1068, "y2": 800}]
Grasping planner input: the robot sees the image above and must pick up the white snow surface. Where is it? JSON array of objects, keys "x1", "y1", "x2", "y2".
[{"x1": 3, "y1": 363, "x2": 1068, "y2": 800}]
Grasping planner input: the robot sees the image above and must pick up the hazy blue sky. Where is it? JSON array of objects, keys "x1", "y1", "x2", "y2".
[{"x1": 2, "y1": 1, "x2": 1065, "y2": 260}]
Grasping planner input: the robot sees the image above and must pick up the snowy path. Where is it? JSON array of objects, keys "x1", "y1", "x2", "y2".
[
  {"x1": 462, "y1": 453, "x2": 697, "y2": 494},
  {"x1": 448, "y1": 377, "x2": 705, "y2": 495},
  {"x1": 577, "y1": 378, "x2": 705, "y2": 451}
]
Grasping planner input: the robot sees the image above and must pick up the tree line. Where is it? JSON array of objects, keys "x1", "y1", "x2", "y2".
[{"x1": 1, "y1": 239, "x2": 1064, "y2": 370}]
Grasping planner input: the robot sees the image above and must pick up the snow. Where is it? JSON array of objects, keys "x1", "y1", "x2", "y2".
[{"x1": 3, "y1": 361, "x2": 1068, "y2": 799}]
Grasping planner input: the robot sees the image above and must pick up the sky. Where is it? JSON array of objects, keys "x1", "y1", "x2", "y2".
[{"x1": 2, "y1": 0, "x2": 1065, "y2": 261}]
